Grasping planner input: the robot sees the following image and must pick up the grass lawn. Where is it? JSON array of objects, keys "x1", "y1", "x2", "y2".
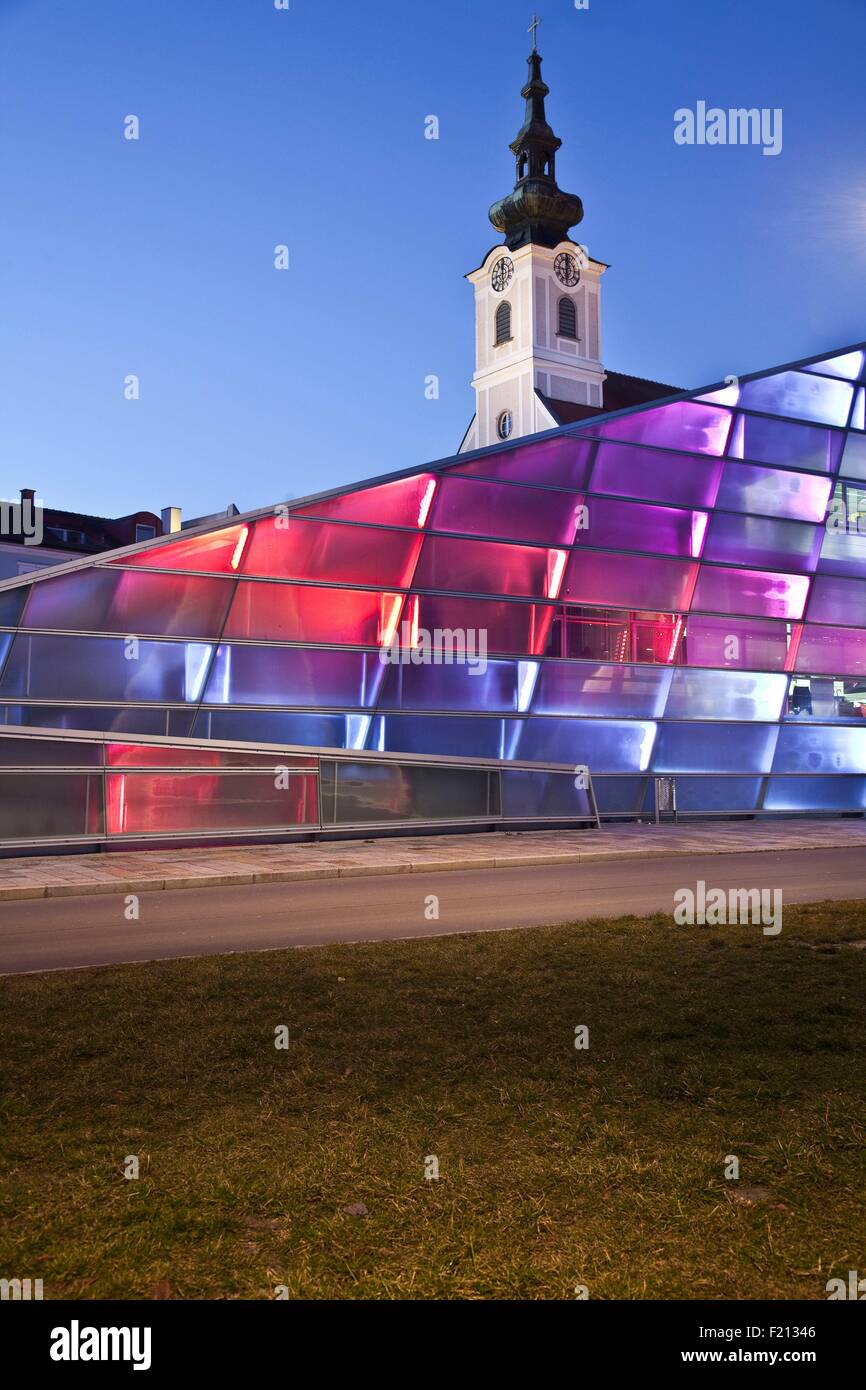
[{"x1": 1, "y1": 901, "x2": 865, "y2": 1300}]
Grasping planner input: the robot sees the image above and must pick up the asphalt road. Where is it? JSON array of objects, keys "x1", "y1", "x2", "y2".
[{"x1": 1, "y1": 847, "x2": 864, "y2": 975}]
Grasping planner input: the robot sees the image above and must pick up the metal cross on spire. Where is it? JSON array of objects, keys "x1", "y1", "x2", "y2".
[{"x1": 528, "y1": 13, "x2": 542, "y2": 52}]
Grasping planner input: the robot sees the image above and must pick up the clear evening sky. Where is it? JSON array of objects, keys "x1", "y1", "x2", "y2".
[{"x1": 1, "y1": 0, "x2": 864, "y2": 520}]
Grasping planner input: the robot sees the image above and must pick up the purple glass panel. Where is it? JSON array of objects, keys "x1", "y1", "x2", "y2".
[
  {"x1": 840, "y1": 432, "x2": 866, "y2": 480},
  {"x1": 702, "y1": 514, "x2": 822, "y2": 572},
  {"x1": 807, "y1": 575, "x2": 866, "y2": 626},
  {"x1": 414, "y1": 535, "x2": 565, "y2": 598},
  {"x1": 293, "y1": 473, "x2": 438, "y2": 528},
  {"x1": 817, "y1": 527, "x2": 866, "y2": 579},
  {"x1": 716, "y1": 461, "x2": 832, "y2": 523},
  {"x1": 795, "y1": 625, "x2": 866, "y2": 676},
  {"x1": 203, "y1": 645, "x2": 384, "y2": 707},
  {"x1": 413, "y1": 594, "x2": 553, "y2": 657},
  {"x1": 451, "y1": 436, "x2": 594, "y2": 489},
  {"x1": 562, "y1": 552, "x2": 698, "y2": 612},
  {"x1": 590, "y1": 442, "x2": 723, "y2": 509},
  {"x1": 533, "y1": 663, "x2": 672, "y2": 718},
  {"x1": 692, "y1": 566, "x2": 810, "y2": 620},
  {"x1": 684, "y1": 613, "x2": 792, "y2": 671},
  {"x1": 738, "y1": 372, "x2": 853, "y2": 426},
  {"x1": 729, "y1": 414, "x2": 843, "y2": 473},
  {"x1": 575, "y1": 497, "x2": 704, "y2": 558},
  {"x1": 430, "y1": 477, "x2": 579, "y2": 546},
  {"x1": 243, "y1": 517, "x2": 423, "y2": 588},
  {"x1": 22, "y1": 569, "x2": 233, "y2": 639},
  {"x1": 0, "y1": 588, "x2": 28, "y2": 627},
  {"x1": 588, "y1": 401, "x2": 732, "y2": 455}
]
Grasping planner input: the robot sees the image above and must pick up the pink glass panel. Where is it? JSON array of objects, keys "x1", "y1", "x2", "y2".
[
  {"x1": 451, "y1": 436, "x2": 594, "y2": 489},
  {"x1": 575, "y1": 497, "x2": 705, "y2": 557},
  {"x1": 430, "y1": 476, "x2": 580, "y2": 546},
  {"x1": 692, "y1": 566, "x2": 810, "y2": 620},
  {"x1": 590, "y1": 443, "x2": 723, "y2": 508},
  {"x1": 106, "y1": 771, "x2": 318, "y2": 834},
  {"x1": 243, "y1": 517, "x2": 423, "y2": 587},
  {"x1": 225, "y1": 582, "x2": 404, "y2": 646},
  {"x1": 106, "y1": 744, "x2": 316, "y2": 769},
  {"x1": 807, "y1": 575, "x2": 866, "y2": 627},
  {"x1": 562, "y1": 552, "x2": 698, "y2": 611},
  {"x1": 413, "y1": 593, "x2": 554, "y2": 656},
  {"x1": 684, "y1": 613, "x2": 793, "y2": 671},
  {"x1": 588, "y1": 401, "x2": 732, "y2": 455},
  {"x1": 110, "y1": 524, "x2": 249, "y2": 573},
  {"x1": 414, "y1": 535, "x2": 565, "y2": 597},
  {"x1": 293, "y1": 473, "x2": 438, "y2": 528},
  {"x1": 795, "y1": 625, "x2": 866, "y2": 677}
]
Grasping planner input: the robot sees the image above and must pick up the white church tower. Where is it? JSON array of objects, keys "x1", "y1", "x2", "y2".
[{"x1": 460, "y1": 29, "x2": 608, "y2": 452}]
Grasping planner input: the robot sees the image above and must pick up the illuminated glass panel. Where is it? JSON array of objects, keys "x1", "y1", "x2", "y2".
[
  {"x1": 0, "y1": 634, "x2": 207, "y2": 703},
  {"x1": 533, "y1": 662, "x2": 672, "y2": 718},
  {"x1": 451, "y1": 436, "x2": 594, "y2": 489},
  {"x1": 729, "y1": 414, "x2": 843, "y2": 473},
  {"x1": 548, "y1": 607, "x2": 684, "y2": 664},
  {"x1": 684, "y1": 613, "x2": 793, "y2": 671},
  {"x1": 22, "y1": 569, "x2": 233, "y2": 639},
  {"x1": 500, "y1": 769, "x2": 595, "y2": 819},
  {"x1": 106, "y1": 771, "x2": 318, "y2": 834},
  {"x1": 243, "y1": 517, "x2": 423, "y2": 587},
  {"x1": 111, "y1": 524, "x2": 249, "y2": 573},
  {"x1": 738, "y1": 372, "x2": 853, "y2": 426},
  {"x1": 652, "y1": 722, "x2": 779, "y2": 774},
  {"x1": 716, "y1": 461, "x2": 832, "y2": 523},
  {"x1": 200, "y1": 709, "x2": 350, "y2": 748},
  {"x1": 430, "y1": 476, "x2": 580, "y2": 546},
  {"x1": 105, "y1": 744, "x2": 315, "y2": 769},
  {"x1": 785, "y1": 675, "x2": 866, "y2": 721},
  {"x1": 816, "y1": 527, "x2": 866, "y2": 579},
  {"x1": 590, "y1": 442, "x2": 723, "y2": 509},
  {"x1": 378, "y1": 658, "x2": 523, "y2": 712},
  {"x1": 692, "y1": 566, "x2": 809, "y2": 620},
  {"x1": 294, "y1": 473, "x2": 438, "y2": 528},
  {"x1": 0, "y1": 705, "x2": 194, "y2": 737},
  {"x1": 369, "y1": 713, "x2": 516, "y2": 760},
  {"x1": 562, "y1": 552, "x2": 697, "y2": 612},
  {"x1": 702, "y1": 514, "x2": 822, "y2": 572},
  {"x1": 224, "y1": 583, "x2": 405, "y2": 646},
  {"x1": 575, "y1": 497, "x2": 705, "y2": 558},
  {"x1": 803, "y1": 352, "x2": 864, "y2": 381},
  {"x1": 514, "y1": 717, "x2": 658, "y2": 772},
  {"x1": 763, "y1": 776, "x2": 866, "y2": 812},
  {"x1": 795, "y1": 625, "x2": 866, "y2": 676},
  {"x1": 807, "y1": 575, "x2": 866, "y2": 626},
  {"x1": 840, "y1": 432, "x2": 866, "y2": 481},
  {"x1": 673, "y1": 777, "x2": 763, "y2": 813},
  {"x1": 664, "y1": 669, "x2": 788, "y2": 722},
  {"x1": 772, "y1": 724, "x2": 866, "y2": 774},
  {"x1": 414, "y1": 535, "x2": 565, "y2": 598},
  {"x1": 203, "y1": 645, "x2": 384, "y2": 708},
  {"x1": 412, "y1": 593, "x2": 553, "y2": 657},
  {"x1": 588, "y1": 401, "x2": 732, "y2": 454}
]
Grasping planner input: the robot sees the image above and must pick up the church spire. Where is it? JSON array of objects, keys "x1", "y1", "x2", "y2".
[{"x1": 488, "y1": 40, "x2": 584, "y2": 251}]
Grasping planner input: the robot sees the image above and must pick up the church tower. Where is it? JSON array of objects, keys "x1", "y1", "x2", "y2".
[{"x1": 460, "y1": 31, "x2": 608, "y2": 452}]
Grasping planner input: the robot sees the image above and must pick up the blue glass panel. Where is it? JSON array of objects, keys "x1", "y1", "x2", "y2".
[
  {"x1": 652, "y1": 723, "x2": 778, "y2": 773},
  {"x1": 369, "y1": 714, "x2": 516, "y2": 760},
  {"x1": 533, "y1": 662, "x2": 672, "y2": 718},
  {"x1": 664, "y1": 669, "x2": 787, "y2": 722},
  {"x1": 673, "y1": 777, "x2": 764, "y2": 812},
  {"x1": 772, "y1": 724, "x2": 866, "y2": 774},
  {"x1": 784, "y1": 676, "x2": 866, "y2": 722},
  {"x1": 0, "y1": 634, "x2": 204, "y2": 703},
  {"x1": 22, "y1": 568, "x2": 233, "y2": 639},
  {"x1": 500, "y1": 769, "x2": 594, "y2": 819},
  {"x1": 840, "y1": 432, "x2": 866, "y2": 480},
  {"x1": 738, "y1": 372, "x2": 853, "y2": 426},
  {"x1": 514, "y1": 718, "x2": 657, "y2": 772},
  {"x1": 763, "y1": 776, "x2": 866, "y2": 812},
  {"x1": 0, "y1": 588, "x2": 28, "y2": 627},
  {"x1": 592, "y1": 777, "x2": 647, "y2": 814},
  {"x1": 702, "y1": 514, "x2": 821, "y2": 572},
  {"x1": 200, "y1": 708, "x2": 349, "y2": 749},
  {"x1": 0, "y1": 704, "x2": 192, "y2": 737},
  {"x1": 0, "y1": 632, "x2": 11, "y2": 678},
  {"x1": 731, "y1": 414, "x2": 843, "y2": 472},
  {"x1": 378, "y1": 658, "x2": 524, "y2": 713},
  {"x1": 203, "y1": 646, "x2": 384, "y2": 708}
]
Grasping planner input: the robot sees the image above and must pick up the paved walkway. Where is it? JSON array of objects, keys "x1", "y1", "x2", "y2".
[{"x1": 2, "y1": 819, "x2": 866, "y2": 903}]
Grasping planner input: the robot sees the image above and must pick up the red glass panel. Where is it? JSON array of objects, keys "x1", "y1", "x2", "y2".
[
  {"x1": 106, "y1": 771, "x2": 318, "y2": 834},
  {"x1": 109, "y1": 524, "x2": 249, "y2": 573},
  {"x1": 224, "y1": 582, "x2": 405, "y2": 646},
  {"x1": 243, "y1": 517, "x2": 423, "y2": 587},
  {"x1": 413, "y1": 593, "x2": 554, "y2": 656},
  {"x1": 414, "y1": 535, "x2": 567, "y2": 598},
  {"x1": 294, "y1": 473, "x2": 438, "y2": 528},
  {"x1": 106, "y1": 743, "x2": 316, "y2": 769}
]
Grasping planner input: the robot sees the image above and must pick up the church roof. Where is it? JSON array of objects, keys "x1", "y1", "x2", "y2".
[{"x1": 538, "y1": 370, "x2": 683, "y2": 426}]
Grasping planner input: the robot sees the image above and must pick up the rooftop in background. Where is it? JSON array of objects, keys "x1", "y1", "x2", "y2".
[{"x1": 539, "y1": 370, "x2": 684, "y2": 425}]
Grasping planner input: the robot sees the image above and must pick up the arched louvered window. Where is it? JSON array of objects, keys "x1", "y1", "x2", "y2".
[
  {"x1": 558, "y1": 296, "x2": 577, "y2": 339},
  {"x1": 495, "y1": 301, "x2": 512, "y2": 345}
]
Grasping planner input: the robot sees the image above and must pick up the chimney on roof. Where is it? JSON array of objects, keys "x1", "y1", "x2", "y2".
[
  {"x1": 161, "y1": 506, "x2": 182, "y2": 534},
  {"x1": 20, "y1": 488, "x2": 35, "y2": 505}
]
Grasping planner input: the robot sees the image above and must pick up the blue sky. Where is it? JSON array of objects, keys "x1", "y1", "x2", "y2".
[{"x1": 1, "y1": 0, "x2": 864, "y2": 520}]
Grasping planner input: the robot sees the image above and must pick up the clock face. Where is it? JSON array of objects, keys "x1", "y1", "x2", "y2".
[
  {"x1": 555, "y1": 252, "x2": 580, "y2": 288},
  {"x1": 491, "y1": 256, "x2": 514, "y2": 293}
]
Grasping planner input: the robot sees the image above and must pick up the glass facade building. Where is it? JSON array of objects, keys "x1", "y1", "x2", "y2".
[{"x1": 1, "y1": 343, "x2": 866, "y2": 846}]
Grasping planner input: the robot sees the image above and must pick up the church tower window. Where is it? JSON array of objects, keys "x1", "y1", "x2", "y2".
[
  {"x1": 495, "y1": 301, "x2": 512, "y2": 345},
  {"x1": 558, "y1": 296, "x2": 577, "y2": 340}
]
